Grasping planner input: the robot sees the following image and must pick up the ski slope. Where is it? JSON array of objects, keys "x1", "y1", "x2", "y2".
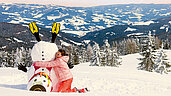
[{"x1": 1, "y1": 50, "x2": 171, "y2": 96}]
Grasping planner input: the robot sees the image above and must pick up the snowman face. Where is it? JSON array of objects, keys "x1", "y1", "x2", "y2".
[{"x1": 31, "y1": 41, "x2": 58, "y2": 62}]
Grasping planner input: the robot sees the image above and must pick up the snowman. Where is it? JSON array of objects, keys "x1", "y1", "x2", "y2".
[{"x1": 19, "y1": 22, "x2": 60, "y2": 92}]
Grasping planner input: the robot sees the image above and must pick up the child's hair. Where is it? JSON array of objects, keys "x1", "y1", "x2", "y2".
[{"x1": 58, "y1": 49, "x2": 67, "y2": 56}]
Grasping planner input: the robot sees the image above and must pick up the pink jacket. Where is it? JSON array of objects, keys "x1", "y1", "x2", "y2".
[{"x1": 34, "y1": 56, "x2": 73, "y2": 82}]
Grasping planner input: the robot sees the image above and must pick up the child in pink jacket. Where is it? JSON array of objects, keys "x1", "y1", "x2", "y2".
[{"x1": 34, "y1": 49, "x2": 88, "y2": 93}]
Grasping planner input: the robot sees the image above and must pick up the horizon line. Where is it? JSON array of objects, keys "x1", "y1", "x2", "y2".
[{"x1": 0, "y1": 2, "x2": 171, "y2": 7}]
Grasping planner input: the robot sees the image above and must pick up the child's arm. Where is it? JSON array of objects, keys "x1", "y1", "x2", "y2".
[{"x1": 34, "y1": 60, "x2": 59, "y2": 67}]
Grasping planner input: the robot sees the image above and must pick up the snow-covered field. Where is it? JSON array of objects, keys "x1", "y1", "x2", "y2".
[{"x1": 1, "y1": 50, "x2": 171, "y2": 96}]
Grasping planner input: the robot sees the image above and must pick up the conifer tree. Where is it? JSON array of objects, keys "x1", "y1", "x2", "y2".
[
  {"x1": 102, "y1": 40, "x2": 111, "y2": 66},
  {"x1": 90, "y1": 41, "x2": 101, "y2": 66},
  {"x1": 110, "y1": 46, "x2": 122, "y2": 67},
  {"x1": 163, "y1": 39, "x2": 170, "y2": 49},
  {"x1": 80, "y1": 45, "x2": 87, "y2": 63},
  {"x1": 138, "y1": 31, "x2": 157, "y2": 72},
  {"x1": 71, "y1": 45, "x2": 80, "y2": 65},
  {"x1": 154, "y1": 44, "x2": 171, "y2": 74},
  {"x1": 87, "y1": 44, "x2": 93, "y2": 62},
  {"x1": 125, "y1": 38, "x2": 139, "y2": 54}
]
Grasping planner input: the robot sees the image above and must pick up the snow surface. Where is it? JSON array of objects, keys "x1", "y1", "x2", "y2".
[
  {"x1": 169, "y1": 21, "x2": 171, "y2": 24},
  {"x1": 124, "y1": 27, "x2": 137, "y2": 32},
  {"x1": 13, "y1": 38, "x2": 24, "y2": 43},
  {"x1": 127, "y1": 33, "x2": 144, "y2": 37},
  {"x1": 1, "y1": 50, "x2": 171, "y2": 96},
  {"x1": 133, "y1": 21, "x2": 155, "y2": 25},
  {"x1": 62, "y1": 30, "x2": 90, "y2": 37}
]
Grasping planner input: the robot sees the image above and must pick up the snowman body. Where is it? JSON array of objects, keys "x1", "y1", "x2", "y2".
[{"x1": 27, "y1": 41, "x2": 59, "y2": 92}]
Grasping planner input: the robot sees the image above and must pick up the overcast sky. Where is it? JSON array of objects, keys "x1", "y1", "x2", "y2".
[{"x1": 0, "y1": 0, "x2": 171, "y2": 7}]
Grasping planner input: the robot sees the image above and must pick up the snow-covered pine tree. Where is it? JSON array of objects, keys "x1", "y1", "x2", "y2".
[
  {"x1": 153, "y1": 44, "x2": 171, "y2": 74},
  {"x1": 21, "y1": 47, "x2": 27, "y2": 65},
  {"x1": 118, "y1": 39, "x2": 127, "y2": 55},
  {"x1": 109, "y1": 46, "x2": 122, "y2": 67},
  {"x1": 138, "y1": 31, "x2": 157, "y2": 72},
  {"x1": 25, "y1": 48, "x2": 32, "y2": 67},
  {"x1": 0, "y1": 51, "x2": 2, "y2": 67},
  {"x1": 1, "y1": 51, "x2": 8, "y2": 67},
  {"x1": 155, "y1": 37, "x2": 162, "y2": 49},
  {"x1": 163, "y1": 39, "x2": 170, "y2": 49},
  {"x1": 10, "y1": 50, "x2": 16, "y2": 67},
  {"x1": 71, "y1": 45, "x2": 80, "y2": 65},
  {"x1": 66, "y1": 45, "x2": 72, "y2": 64},
  {"x1": 14, "y1": 48, "x2": 22, "y2": 67},
  {"x1": 87, "y1": 44, "x2": 93, "y2": 62},
  {"x1": 100, "y1": 49, "x2": 106, "y2": 66},
  {"x1": 90, "y1": 41, "x2": 101, "y2": 66},
  {"x1": 80, "y1": 45, "x2": 87, "y2": 63},
  {"x1": 125, "y1": 38, "x2": 139, "y2": 54},
  {"x1": 102, "y1": 40, "x2": 111, "y2": 66}
]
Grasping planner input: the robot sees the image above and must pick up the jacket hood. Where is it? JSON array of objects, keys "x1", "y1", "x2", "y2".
[{"x1": 59, "y1": 56, "x2": 69, "y2": 63}]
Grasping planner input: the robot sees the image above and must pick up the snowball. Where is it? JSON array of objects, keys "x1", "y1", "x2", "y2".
[{"x1": 31, "y1": 41, "x2": 58, "y2": 62}]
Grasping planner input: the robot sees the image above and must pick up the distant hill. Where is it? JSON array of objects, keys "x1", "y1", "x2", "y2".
[
  {"x1": 0, "y1": 16, "x2": 171, "y2": 51},
  {"x1": 0, "y1": 22, "x2": 82, "y2": 51},
  {"x1": 82, "y1": 16, "x2": 171, "y2": 46},
  {"x1": 0, "y1": 3, "x2": 171, "y2": 36}
]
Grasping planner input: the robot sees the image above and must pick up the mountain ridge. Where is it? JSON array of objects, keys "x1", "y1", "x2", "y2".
[{"x1": 0, "y1": 3, "x2": 171, "y2": 36}]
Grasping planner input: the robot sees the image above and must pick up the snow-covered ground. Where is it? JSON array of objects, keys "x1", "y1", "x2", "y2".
[{"x1": 1, "y1": 50, "x2": 171, "y2": 96}]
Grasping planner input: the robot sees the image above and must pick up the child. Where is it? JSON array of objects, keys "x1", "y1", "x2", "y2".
[{"x1": 34, "y1": 49, "x2": 88, "y2": 93}]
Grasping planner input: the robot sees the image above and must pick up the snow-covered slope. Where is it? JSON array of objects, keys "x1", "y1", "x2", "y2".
[{"x1": 0, "y1": 50, "x2": 171, "y2": 96}]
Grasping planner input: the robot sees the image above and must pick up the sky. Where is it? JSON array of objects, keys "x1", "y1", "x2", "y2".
[{"x1": 0, "y1": 0, "x2": 171, "y2": 7}]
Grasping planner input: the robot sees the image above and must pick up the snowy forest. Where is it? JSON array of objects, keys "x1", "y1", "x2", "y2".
[{"x1": 0, "y1": 31, "x2": 171, "y2": 74}]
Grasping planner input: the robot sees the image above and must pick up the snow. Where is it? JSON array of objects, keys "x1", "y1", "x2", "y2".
[
  {"x1": 2, "y1": 12, "x2": 20, "y2": 16},
  {"x1": 1, "y1": 50, "x2": 171, "y2": 95},
  {"x1": 160, "y1": 25, "x2": 169, "y2": 30},
  {"x1": 169, "y1": 21, "x2": 171, "y2": 24},
  {"x1": 33, "y1": 14, "x2": 44, "y2": 18},
  {"x1": 69, "y1": 40, "x2": 82, "y2": 45},
  {"x1": 83, "y1": 40, "x2": 91, "y2": 44},
  {"x1": 106, "y1": 32, "x2": 115, "y2": 36},
  {"x1": 62, "y1": 30, "x2": 90, "y2": 37},
  {"x1": 31, "y1": 41, "x2": 58, "y2": 62},
  {"x1": 127, "y1": 33, "x2": 144, "y2": 37},
  {"x1": 60, "y1": 40, "x2": 71, "y2": 46},
  {"x1": 4, "y1": 6, "x2": 10, "y2": 10},
  {"x1": 124, "y1": 27, "x2": 137, "y2": 32},
  {"x1": 13, "y1": 38, "x2": 23, "y2": 43},
  {"x1": 9, "y1": 20, "x2": 20, "y2": 24},
  {"x1": 159, "y1": 12, "x2": 171, "y2": 16},
  {"x1": 47, "y1": 16, "x2": 61, "y2": 21},
  {"x1": 47, "y1": 14, "x2": 69, "y2": 21},
  {"x1": 9, "y1": 17, "x2": 35, "y2": 24},
  {"x1": 1, "y1": 46, "x2": 7, "y2": 49},
  {"x1": 133, "y1": 21, "x2": 155, "y2": 25}
]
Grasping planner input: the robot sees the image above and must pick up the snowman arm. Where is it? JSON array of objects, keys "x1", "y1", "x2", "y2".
[{"x1": 35, "y1": 60, "x2": 59, "y2": 67}]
